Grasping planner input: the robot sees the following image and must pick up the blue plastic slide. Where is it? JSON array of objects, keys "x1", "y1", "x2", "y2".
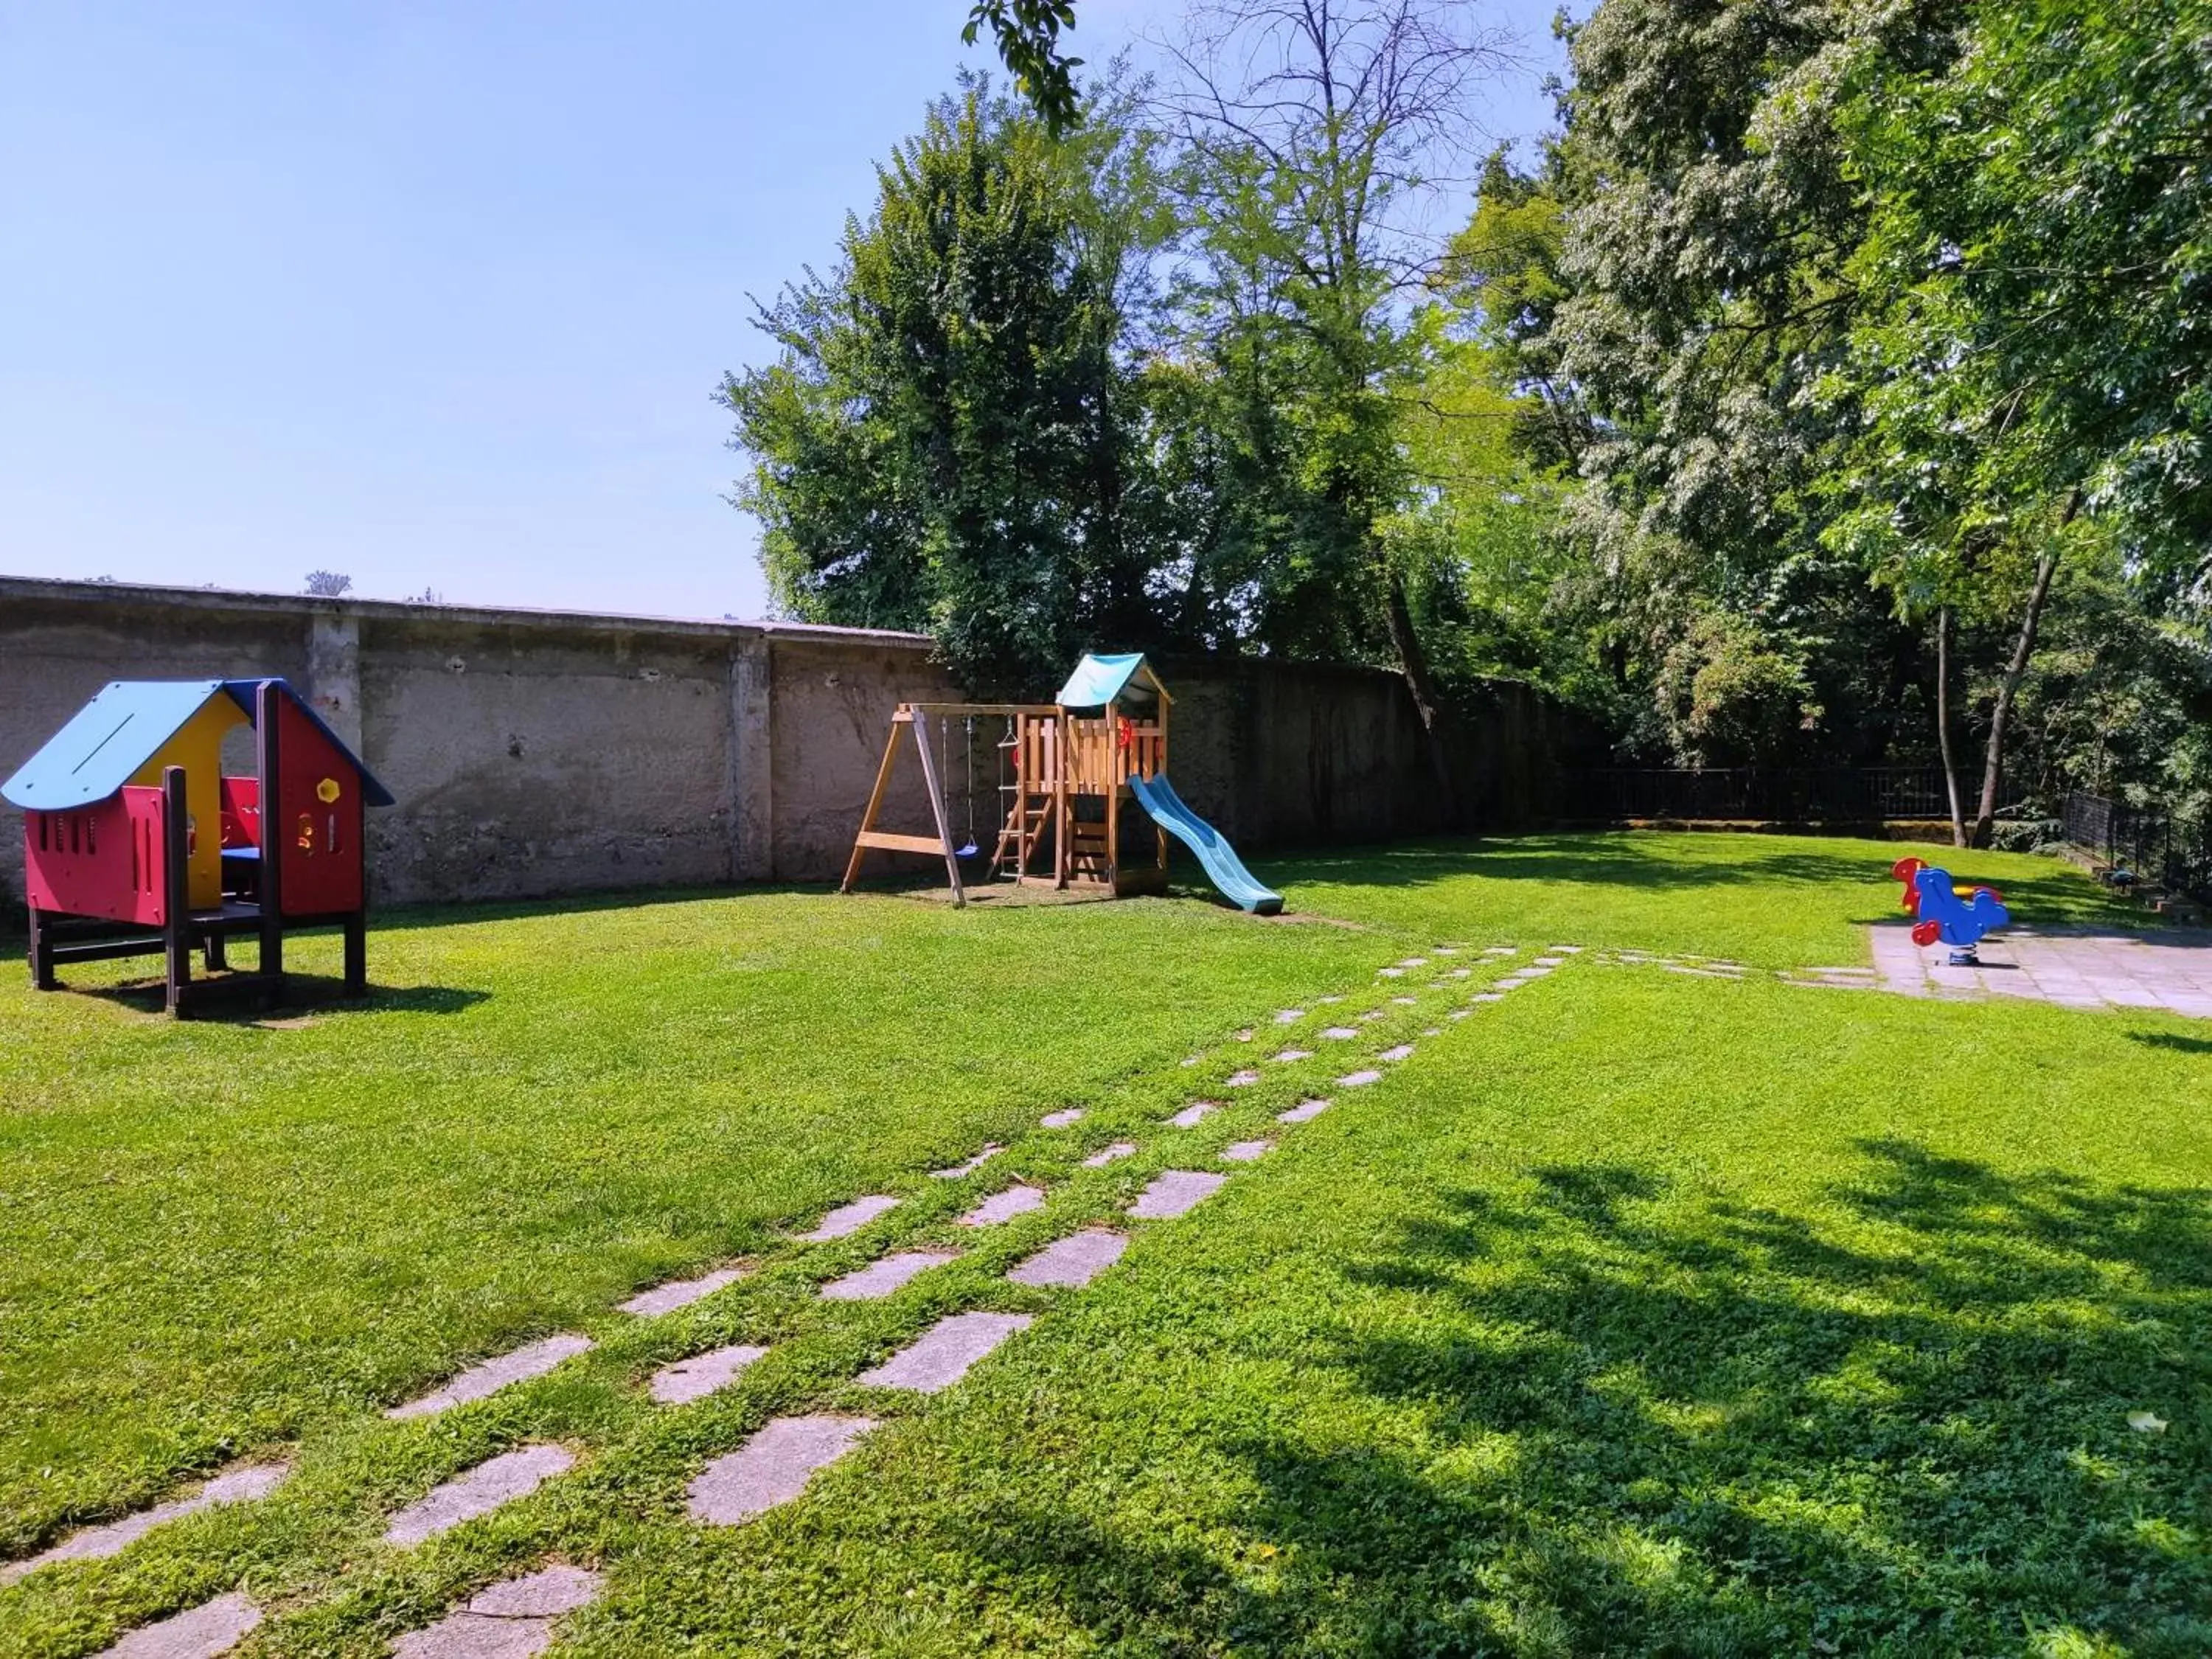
[{"x1": 1127, "y1": 772, "x2": 1284, "y2": 915}]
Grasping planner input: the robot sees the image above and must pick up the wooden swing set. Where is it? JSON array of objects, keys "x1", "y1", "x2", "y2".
[{"x1": 842, "y1": 657, "x2": 1173, "y2": 907}]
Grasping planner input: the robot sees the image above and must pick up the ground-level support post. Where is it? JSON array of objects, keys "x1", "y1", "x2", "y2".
[
  {"x1": 161, "y1": 765, "x2": 192, "y2": 1018},
  {"x1": 344, "y1": 911, "x2": 367, "y2": 996},
  {"x1": 28, "y1": 905, "x2": 55, "y2": 991}
]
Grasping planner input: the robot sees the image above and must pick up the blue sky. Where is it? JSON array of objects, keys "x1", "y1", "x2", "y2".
[{"x1": 0, "y1": 1, "x2": 1567, "y2": 621}]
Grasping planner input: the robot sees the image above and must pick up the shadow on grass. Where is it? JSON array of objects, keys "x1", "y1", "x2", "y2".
[
  {"x1": 916, "y1": 1141, "x2": 2211, "y2": 1656},
  {"x1": 69, "y1": 975, "x2": 489, "y2": 1022},
  {"x1": 1267, "y1": 832, "x2": 2141, "y2": 922},
  {"x1": 2133, "y1": 1031, "x2": 2212, "y2": 1057}
]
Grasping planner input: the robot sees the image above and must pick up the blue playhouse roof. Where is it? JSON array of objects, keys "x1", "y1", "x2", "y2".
[
  {"x1": 1, "y1": 678, "x2": 393, "y2": 811},
  {"x1": 1054, "y1": 652, "x2": 1167, "y2": 709}
]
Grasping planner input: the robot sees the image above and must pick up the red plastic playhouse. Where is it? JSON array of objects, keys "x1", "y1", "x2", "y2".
[{"x1": 3, "y1": 678, "x2": 393, "y2": 1015}]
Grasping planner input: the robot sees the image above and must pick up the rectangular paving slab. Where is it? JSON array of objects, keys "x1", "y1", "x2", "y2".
[
  {"x1": 1006, "y1": 1228, "x2": 1128, "y2": 1288},
  {"x1": 387, "y1": 1335, "x2": 594, "y2": 1419},
  {"x1": 1226, "y1": 1069, "x2": 1261, "y2": 1087},
  {"x1": 4, "y1": 1461, "x2": 289, "y2": 1584},
  {"x1": 394, "y1": 1565, "x2": 602, "y2": 1659},
  {"x1": 1219, "y1": 1140, "x2": 1273, "y2": 1163},
  {"x1": 687, "y1": 1416, "x2": 876, "y2": 1526},
  {"x1": 1082, "y1": 1141, "x2": 1138, "y2": 1166},
  {"x1": 800, "y1": 1195, "x2": 900, "y2": 1241},
  {"x1": 384, "y1": 1445, "x2": 574, "y2": 1547},
  {"x1": 1273, "y1": 1009, "x2": 1304, "y2": 1023},
  {"x1": 959, "y1": 1184, "x2": 1046, "y2": 1227},
  {"x1": 1129, "y1": 1170, "x2": 1229, "y2": 1219},
  {"x1": 1039, "y1": 1108, "x2": 1085, "y2": 1128},
  {"x1": 620, "y1": 1266, "x2": 747, "y2": 1318},
  {"x1": 97, "y1": 1591, "x2": 262, "y2": 1659},
  {"x1": 1169, "y1": 1101, "x2": 1220, "y2": 1128},
  {"x1": 819, "y1": 1250, "x2": 959, "y2": 1301},
  {"x1": 932, "y1": 1144, "x2": 1004, "y2": 1179},
  {"x1": 1337, "y1": 1069, "x2": 1382, "y2": 1088},
  {"x1": 1277, "y1": 1099, "x2": 1330, "y2": 1123},
  {"x1": 855, "y1": 1312, "x2": 1034, "y2": 1392},
  {"x1": 1271, "y1": 1048, "x2": 1312, "y2": 1062},
  {"x1": 1379, "y1": 1044, "x2": 1415, "y2": 1062},
  {"x1": 649, "y1": 1343, "x2": 772, "y2": 1405}
]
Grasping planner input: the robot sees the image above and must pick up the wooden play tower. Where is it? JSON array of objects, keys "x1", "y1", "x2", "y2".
[{"x1": 843, "y1": 653, "x2": 1173, "y2": 907}]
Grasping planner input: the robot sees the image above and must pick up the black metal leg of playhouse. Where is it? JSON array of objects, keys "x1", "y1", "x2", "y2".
[
  {"x1": 205, "y1": 932, "x2": 228, "y2": 973},
  {"x1": 27, "y1": 905, "x2": 57, "y2": 991},
  {"x1": 161, "y1": 766, "x2": 192, "y2": 1018},
  {"x1": 343, "y1": 911, "x2": 367, "y2": 997}
]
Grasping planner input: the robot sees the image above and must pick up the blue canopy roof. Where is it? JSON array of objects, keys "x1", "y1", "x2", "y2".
[
  {"x1": 1054, "y1": 652, "x2": 1167, "y2": 709},
  {"x1": 1, "y1": 678, "x2": 393, "y2": 810}
]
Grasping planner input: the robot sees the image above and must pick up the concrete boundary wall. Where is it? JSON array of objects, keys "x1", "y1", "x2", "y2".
[{"x1": 0, "y1": 577, "x2": 1563, "y2": 911}]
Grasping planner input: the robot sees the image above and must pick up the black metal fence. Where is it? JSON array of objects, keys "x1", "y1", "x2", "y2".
[
  {"x1": 2062, "y1": 791, "x2": 2212, "y2": 900},
  {"x1": 1562, "y1": 766, "x2": 1952, "y2": 824}
]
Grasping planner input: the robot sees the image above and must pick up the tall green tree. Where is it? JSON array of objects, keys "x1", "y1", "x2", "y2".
[
  {"x1": 1157, "y1": 0, "x2": 1512, "y2": 811},
  {"x1": 1826, "y1": 0, "x2": 2212, "y2": 842},
  {"x1": 720, "y1": 78, "x2": 1172, "y2": 694}
]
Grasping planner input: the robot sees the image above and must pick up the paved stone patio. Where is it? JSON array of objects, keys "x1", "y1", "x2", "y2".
[{"x1": 1858, "y1": 922, "x2": 2212, "y2": 1016}]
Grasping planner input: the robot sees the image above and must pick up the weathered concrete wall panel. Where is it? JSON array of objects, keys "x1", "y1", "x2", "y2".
[
  {"x1": 358, "y1": 617, "x2": 736, "y2": 903},
  {"x1": 1, "y1": 577, "x2": 1569, "y2": 915}
]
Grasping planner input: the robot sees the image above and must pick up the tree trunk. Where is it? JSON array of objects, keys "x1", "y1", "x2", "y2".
[
  {"x1": 1968, "y1": 538, "x2": 2064, "y2": 849},
  {"x1": 1935, "y1": 606, "x2": 1966, "y2": 847},
  {"x1": 1382, "y1": 563, "x2": 1460, "y2": 829}
]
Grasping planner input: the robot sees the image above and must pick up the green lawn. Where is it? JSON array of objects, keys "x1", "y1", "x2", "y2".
[{"x1": 0, "y1": 834, "x2": 2204, "y2": 1656}]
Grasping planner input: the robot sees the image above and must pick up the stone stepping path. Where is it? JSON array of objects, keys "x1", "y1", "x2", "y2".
[
  {"x1": 1470, "y1": 992, "x2": 1503, "y2": 1003},
  {"x1": 1006, "y1": 1228, "x2": 1127, "y2": 1288},
  {"x1": 820, "y1": 1250, "x2": 959, "y2": 1301},
  {"x1": 1446, "y1": 967, "x2": 1471, "y2": 978},
  {"x1": 1315, "y1": 995, "x2": 1343, "y2": 1004},
  {"x1": 67, "y1": 950, "x2": 1520, "y2": 1647},
  {"x1": 932, "y1": 1144, "x2": 1003, "y2": 1179},
  {"x1": 650, "y1": 1343, "x2": 771, "y2": 1406},
  {"x1": 387, "y1": 1335, "x2": 594, "y2": 1420},
  {"x1": 959, "y1": 1185, "x2": 1046, "y2": 1227},
  {"x1": 1484, "y1": 946, "x2": 1516, "y2": 956},
  {"x1": 1129, "y1": 1171, "x2": 1228, "y2": 1219},
  {"x1": 688, "y1": 1416, "x2": 875, "y2": 1526},
  {"x1": 94, "y1": 1590, "x2": 262, "y2": 1658},
  {"x1": 800, "y1": 1194, "x2": 900, "y2": 1241},
  {"x1": 394, "y1": 1565, "x2": 601, "y2": 1659},
  {"x1": 385, "y1": 1445, "x2": 574, "y2": 1547},
  {"x1": 856, "y1": 1312, "x2": 1033, "y2": 1392},
  {"x1": 3, "y1": 1461, "x2": 288, "y2": 1585},
  {"x1": 620, "y1": 1265, "x2": 746, "y2": 1318}
]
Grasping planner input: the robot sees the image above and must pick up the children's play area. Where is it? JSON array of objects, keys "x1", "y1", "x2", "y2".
[
  {"x1": 843, "y1": 652, "x2": 1284, "y2": 914},
  {"x1": 3, "y1": 677, "x2": 2208, "y2": 1657},
  {"x1": 2, "y1": 678, "x2": 390, "y2": 1015}
]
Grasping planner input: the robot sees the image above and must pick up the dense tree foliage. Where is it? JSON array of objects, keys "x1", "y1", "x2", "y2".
[{"x1": 735, "y1": 0, "x2": 2211, "y2": 843}]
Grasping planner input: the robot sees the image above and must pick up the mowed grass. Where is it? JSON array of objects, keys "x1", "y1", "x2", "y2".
[{"x1": 0, "y1": 833, "x2": 2204, "y2": 1657}]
